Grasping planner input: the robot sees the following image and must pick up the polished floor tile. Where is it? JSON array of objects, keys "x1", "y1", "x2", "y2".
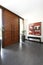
[{"x1": 0, "y1": 41, "x2": 43, "y2": 65}]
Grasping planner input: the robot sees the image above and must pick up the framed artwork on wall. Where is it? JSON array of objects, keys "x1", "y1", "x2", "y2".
[{"x1": 29, "y1": 22, "x2": 41, "y2": 36}]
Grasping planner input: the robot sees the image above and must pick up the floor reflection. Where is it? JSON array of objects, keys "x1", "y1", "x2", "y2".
[{"x1": 0, "y1": 39, "x2": 43, "y2": 65}]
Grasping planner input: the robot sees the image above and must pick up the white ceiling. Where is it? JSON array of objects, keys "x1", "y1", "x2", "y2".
[{"x1": 0, "y1": 0, "x2": 43, "y2": 19}]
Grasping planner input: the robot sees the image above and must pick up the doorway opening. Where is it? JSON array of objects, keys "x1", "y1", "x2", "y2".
[{"x1": 20, "y1": 19, "x2": 24, "y2": 42}]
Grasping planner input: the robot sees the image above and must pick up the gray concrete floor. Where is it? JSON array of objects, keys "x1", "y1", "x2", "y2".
[{"x1": 0, "y1": 41, "x2": 43, "y2": 65}]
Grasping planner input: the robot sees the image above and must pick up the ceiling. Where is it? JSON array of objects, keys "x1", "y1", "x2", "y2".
[{"x1": 0, "y1": 0, "x2": 43, "y2": 19}]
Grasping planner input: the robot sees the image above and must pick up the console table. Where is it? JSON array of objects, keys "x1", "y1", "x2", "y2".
[{"x1": 28, "y1": 36, "x2": 41, "y2": 43}]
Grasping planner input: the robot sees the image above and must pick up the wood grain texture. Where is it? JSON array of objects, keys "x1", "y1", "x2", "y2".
[{"x1": 3, "y1": 9, "x2": 19, "y2": 47}]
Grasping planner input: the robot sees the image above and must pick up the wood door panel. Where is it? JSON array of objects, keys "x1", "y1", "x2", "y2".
[
  {"x1": 11, "y1": 15, "x2": 19, "y2": 43},
  {"x1": 3, "y1": 34, "x2": 11, "y2": 46},
  {"x1": 3, "y1": 9, "x2": 19, "y2": 47},
  {"x1": 4, "y1": 32, "x2": 11, "y2": 46},
  {"x1": 3, "y1": 10, "x2": 12, "y2": 46}
]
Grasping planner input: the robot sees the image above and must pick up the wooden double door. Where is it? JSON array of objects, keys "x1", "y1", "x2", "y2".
[{"x1": 2, "y1": 9, "x2": 19, "y2": 47}]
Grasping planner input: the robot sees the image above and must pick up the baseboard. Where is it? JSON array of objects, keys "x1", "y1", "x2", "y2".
[
  {"x1": 25, "y1": 39, "x2": 43, "y2": 44},
  {"x1": 41, "y1": 42, "x2": 43, "y2": 44}
]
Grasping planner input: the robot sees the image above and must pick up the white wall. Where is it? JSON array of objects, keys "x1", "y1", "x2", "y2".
[
  {"x1": 24, "y1": 10, "x2": 43, "y2": 42},
  {"x1": 0, "y1": 9, "x2": 2, "y2": 39}
]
